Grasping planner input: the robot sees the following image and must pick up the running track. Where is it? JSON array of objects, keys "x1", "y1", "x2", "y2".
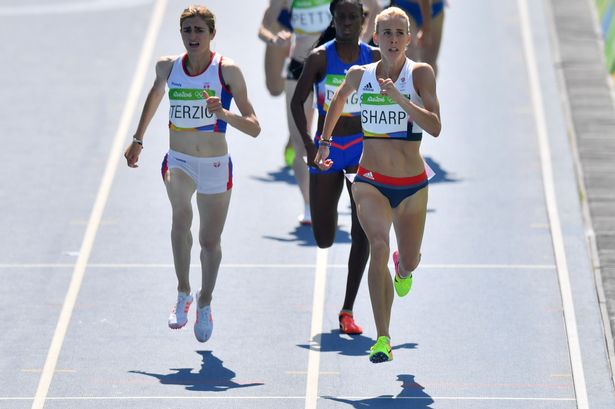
[{"x1": 1, "y1": 0, "x2": 614, "y2": 408}]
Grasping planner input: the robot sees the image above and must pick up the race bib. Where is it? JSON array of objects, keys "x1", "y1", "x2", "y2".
[
  {"x1": 168, "y1": 88, "x2": 216, "y2": 129},
  {"x1": 291, "y1": 0, "x2": 331, "y2": 35},
  {"x1": 360, "y1": 93, "x2": 411, "y2": 138},
  {"x1": 324, "y1": 74, "x2": 360, "y2": 116}
]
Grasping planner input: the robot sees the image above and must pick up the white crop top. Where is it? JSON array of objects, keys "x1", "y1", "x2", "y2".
[
  {"x1": 167, "y1": 52, "x2": 232, "y2": 133},
  {"x1": 357, "y1": 58, "x2": 423, "y2": 141}
]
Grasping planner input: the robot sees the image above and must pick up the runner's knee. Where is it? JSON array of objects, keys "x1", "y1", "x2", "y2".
[
  {"x1": 199, "y1": 236, "x2": 221, "y2": 253},
  {"x1": 314, "y1": 231, "x2": 335, "y2": 249},
  {"x1": 266, "y1": 81, "x2": 284, "y2": 96},
  {"x1": 171, "y1": 207, "x2": 192, "y2": 231},
  {"x1": 369, "y1": 238, "x2": 390, "y2": 263},
  {"x1": 400, "y1": 252, "x2": 421, "y2": 274}
]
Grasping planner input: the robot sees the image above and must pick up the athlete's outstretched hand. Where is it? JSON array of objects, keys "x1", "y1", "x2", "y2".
[
  {"x1": 314, "y1": 145, "x2": 333, "y2": 171},
  {"x1": 271, "y1": 30, "x2": 292, "y2": 48}
]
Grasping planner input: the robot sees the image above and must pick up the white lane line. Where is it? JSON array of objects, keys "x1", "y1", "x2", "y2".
[
  {"x1": 0, "y1": 263, "x2": 556, "y2": 269},
  {"x1": 330, "y1": 396, "x2": 576, "y2": 401},
  {"x1": 21, "y1": 369, "x2": 76, "y2": 373},
  {"x1": 1, "y1": 395, "x2": 576, "y2": 401},
  {"x1": 305, "y1": 248, "x2": 328, "y2": 409},
  {"x1": 29, "y1": 1, "x2": 168, "y2": 409},
  {"x1": 517, "y1": 1, "x2": 588, "y2": 408},
  {"x1": 546, "y1": 0, "x2": 615, "y2": 385}
]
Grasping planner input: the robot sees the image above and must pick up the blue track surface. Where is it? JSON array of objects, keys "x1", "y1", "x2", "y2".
[{"x1": 1, "y1": 0, "x2": 614, "y2": 408}]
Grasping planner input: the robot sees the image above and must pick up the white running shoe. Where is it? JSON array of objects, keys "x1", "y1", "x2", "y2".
[
  {"x1": 194, "y1": 290, "x2": 213, "y2": 343},
  {"x1": 168, "y1": 292, "x2": 193, "y2": 329}
]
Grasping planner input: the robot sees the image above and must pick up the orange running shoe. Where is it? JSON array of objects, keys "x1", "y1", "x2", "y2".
[{"x1": 339, "y1": 312, "x2": 363, "y2": 335}]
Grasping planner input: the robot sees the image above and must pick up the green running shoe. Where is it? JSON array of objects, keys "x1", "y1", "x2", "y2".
[
  {"x1": 284, "y1": 145, "x2": 295, "y2": 168},
  {"x1": 393, "y1": 251, "x2": 413, "y2": 297},
  {"x1": 369, "y1": 336, "x2": 393, "y2": 363}
]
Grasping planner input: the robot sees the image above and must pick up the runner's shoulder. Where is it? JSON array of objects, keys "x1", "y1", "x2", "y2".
[{"x1": 155, "y1": 55, "x2": 177, "y2": 76}]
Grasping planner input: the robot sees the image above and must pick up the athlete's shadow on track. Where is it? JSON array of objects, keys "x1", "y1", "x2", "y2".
[
  {"x1": 424, "y1": 156, "x2": 459, "y2": 185},
  {"x1": 297, "y1": 329, "x2": 416, "y2": 357},
  {"x1": 251, "y1": 165, "x2": 295, "y2": 184},
  {"x1": 324, "y1": 374, "x2": 433, "y2": 408},
  {"x1": 252, "y1": 158, "x2": 457, "y2": 186},
  {"x1": 129, "y1": 350, "x2": 263, "y2": 392},
  {"x1": 264, "y1": 225, "x2": 352, "y2": 246},
  {"x1": 260, "y1": 157, "x2": 455, "y2": 243}
]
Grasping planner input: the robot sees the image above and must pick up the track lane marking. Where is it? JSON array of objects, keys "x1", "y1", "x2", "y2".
[
  {"x1": 517, "y1": 0, "x2": 588, "y2": 407},
  {"x1": 29, "y1": 1, "x2": 168, "y2": 408},
  {"x1": 305, "y1": 248, "x2": 328, "y2": 409},
  {"x1": 4, "y1": 395, "x2": 577, "y2": 401},
  {"x1": 0, "y1": 263, "x2": 556, "y2": 269}
]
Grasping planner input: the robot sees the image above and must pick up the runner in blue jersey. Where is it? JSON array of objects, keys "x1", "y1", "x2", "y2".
[
  {"x1": 259, "y1": 0, "x2": 381, "y2": 224},
  {"x1": 291, "y1": 0, "x2": 380, "y2": 335},
  {"x1": 315, "y1": 6, "x2": 441, "y2": 363}
]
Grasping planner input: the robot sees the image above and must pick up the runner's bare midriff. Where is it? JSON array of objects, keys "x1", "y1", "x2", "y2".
[
  {"x1": 169, "y1": 129, "x2": 229, "y2": 157},
  {"x1": 360, "y1": 139, "x2": 424, "y2": 177}
]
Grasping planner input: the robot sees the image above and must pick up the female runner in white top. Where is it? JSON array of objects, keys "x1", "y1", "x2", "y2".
[
  {"x1": 124, "y1": 5, "x2": 260, "y2": 343},
  {"x1": 315, "y1": 6, "x2": 441, "y2": 362}
]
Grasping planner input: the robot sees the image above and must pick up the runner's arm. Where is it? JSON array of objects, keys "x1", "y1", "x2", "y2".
[
  {"x1": 215, "y1": 60, "x2": 261, "y2": 137},
  {"x1": 402, "y1": 63, "x2": 441, "y2": 136},
  {"x1": 124, "y1": 57, "x2": 173, "y2": 167},
  {"x1": 361, "y1": 0, "x2": 382, "y2": 43},
  {"x1": 258, "y1": 0, "x2": 290, "y2": 45},
  {"x1": 417, "y1": 0, "x2": 433, "y2": 47},
  {"x1": 290, "y1": 48, "x2": 326, "y2": 146},
  {"x1": 320, "y1": 66, "x2": 363, "y2": 140}
]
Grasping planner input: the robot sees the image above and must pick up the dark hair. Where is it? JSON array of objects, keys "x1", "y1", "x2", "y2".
[{"x1": 314, "y1": 0, "x2": 364, "y2": 48}]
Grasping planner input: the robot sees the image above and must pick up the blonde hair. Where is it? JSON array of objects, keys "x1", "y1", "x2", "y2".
[
  {"x1": 375, "y1": 6, "x2": 410, "y2": 33},
  {"x1": 180, "y1": 5, "x2": 215, "y2": 33}
]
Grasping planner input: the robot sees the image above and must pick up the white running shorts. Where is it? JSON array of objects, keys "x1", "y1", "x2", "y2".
[{"x1": 163, "y1": 150, "x2": 233, "y2": 194}]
